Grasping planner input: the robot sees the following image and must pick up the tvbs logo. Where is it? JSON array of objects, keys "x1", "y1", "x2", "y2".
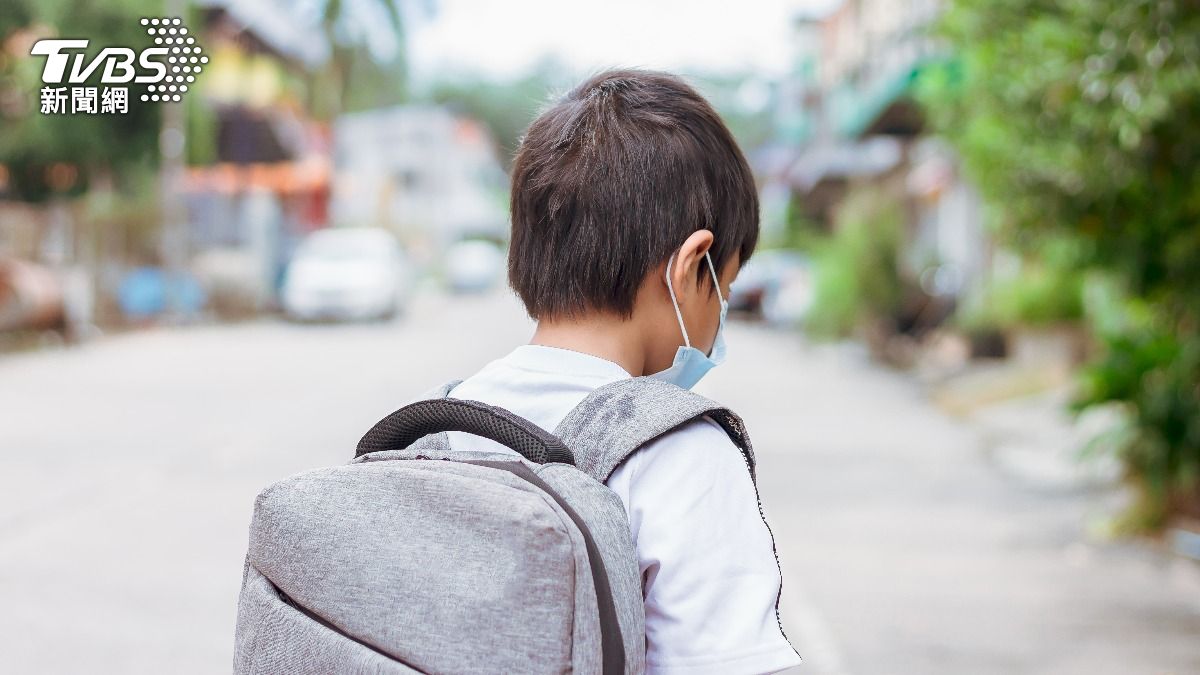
[{"x1": 31, "y1": 17, "x2": 206, "y2": 112}]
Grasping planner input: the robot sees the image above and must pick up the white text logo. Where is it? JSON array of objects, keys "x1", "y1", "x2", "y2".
[{"x1": 31, "y1": 17, "x2": 207, "y2": 114}]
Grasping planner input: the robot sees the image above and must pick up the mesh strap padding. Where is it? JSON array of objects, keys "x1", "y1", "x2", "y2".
[{"x1": 356, "y1": 398, "x2": 575, "y2": 465}]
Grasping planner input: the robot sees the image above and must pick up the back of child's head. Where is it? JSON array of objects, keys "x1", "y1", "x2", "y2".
[{"x1": 508, "y1": 69, "x2": 759, "y2": 321}]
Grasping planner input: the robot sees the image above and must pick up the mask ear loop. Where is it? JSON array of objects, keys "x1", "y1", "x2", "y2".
[
  {"x1": 664, "y1": 251, "x2": 692, "y2": 348},
  {"x1": 704, "y1": 252, "x2": 725, "y2": 306}
]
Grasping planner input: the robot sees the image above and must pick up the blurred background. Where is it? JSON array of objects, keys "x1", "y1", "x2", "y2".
[{"x1": 2, "y1": 0, "x2": 1199, "y2": 673}]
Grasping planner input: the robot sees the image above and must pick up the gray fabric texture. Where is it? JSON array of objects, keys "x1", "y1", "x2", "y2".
[
  {"x1": 555, "y1": 377, "x2": 798, "y2": 661},
  {"x1": 234, "y1": 375, "x2": 765, "y2": 674},
  {"x1": 352, "y1": 447, "x2": 646, "y2": 675},
  {"x1": 552, "y1": 377, "x2": 756, "y2": 482},
  {"x1": 235, "y1": 559, "x2": 422, "y2": 674},
  {"x1": 535, "y1": 463, "x2": 646, "y2": 673},
  {"x1": 246, "y1": 459, "x2": 579, "y2": 673}
]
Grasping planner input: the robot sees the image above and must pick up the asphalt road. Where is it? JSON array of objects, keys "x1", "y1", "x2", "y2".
[{"x1": 1, "y1": 288, "x2": 1198, "y2": 674}]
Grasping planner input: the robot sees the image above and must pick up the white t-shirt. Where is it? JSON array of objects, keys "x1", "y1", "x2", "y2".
[{"x1": 446, "y1": 344, "x2": 801, "y2": 674}]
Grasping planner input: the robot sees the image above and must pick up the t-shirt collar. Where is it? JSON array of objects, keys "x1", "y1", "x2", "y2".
[{"x1": 504, "y1": 344, "x2": 634, "y2": 381}]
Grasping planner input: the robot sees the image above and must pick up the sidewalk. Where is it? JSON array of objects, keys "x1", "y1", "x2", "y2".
[
  {"x1": 704, "y1": 324, "x2": 1200, "y2": 675},
  {"x1": 925, "y1": 361, "x2": 1125, "y2": 495}
]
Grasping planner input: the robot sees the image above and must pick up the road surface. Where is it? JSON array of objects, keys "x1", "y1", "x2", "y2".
[{"x1": 1, "y1": 289, "x2": 1198, "y2": 673}]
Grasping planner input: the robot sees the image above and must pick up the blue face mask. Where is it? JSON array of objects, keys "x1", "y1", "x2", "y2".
[{"x1": 648, "y1": 251, "x2": 728, "y2": 390}]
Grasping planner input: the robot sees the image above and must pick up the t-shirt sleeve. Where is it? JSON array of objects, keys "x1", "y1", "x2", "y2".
[{"x1": 606, "y1": 418, "x2": 802, "y2": 674}]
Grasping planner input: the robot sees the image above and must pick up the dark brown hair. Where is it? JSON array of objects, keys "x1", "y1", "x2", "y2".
[{"x1": 508, "y1": 68, "x2": 759, "y2": 320}]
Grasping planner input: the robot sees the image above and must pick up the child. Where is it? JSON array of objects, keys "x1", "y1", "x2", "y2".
[{"x1": 445, "y1": 69, "x2": 802, "y2": 674}]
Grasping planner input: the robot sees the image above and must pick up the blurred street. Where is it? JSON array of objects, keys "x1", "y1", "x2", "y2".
[{"x1": 1, "y1": 288, "x2": 1198, "y2": 674}]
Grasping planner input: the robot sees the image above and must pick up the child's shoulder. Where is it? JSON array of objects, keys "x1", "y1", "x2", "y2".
[{"x1": 622, "y1": 416, "x2": 751, "y2": 485}]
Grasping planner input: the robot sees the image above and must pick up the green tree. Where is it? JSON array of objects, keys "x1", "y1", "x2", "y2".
[
  {"x1": 424, "y1": 60, "x2": 571, "y2": 166},
  {"x1": 0, "y1": 0, "x2": 163, "y2": 200},
  {"x1": 921, "y1": 0, "x2": 1200, "y2": 529},
  {"x1": 310, "y1": 0, "x2": 424, "y2": 118},
  {"x1": 422, "y1": 65, "x2": 774, "y2": 169},
  {"x1": 806, "y1": 185, "x2": 907, "y2": 339}
]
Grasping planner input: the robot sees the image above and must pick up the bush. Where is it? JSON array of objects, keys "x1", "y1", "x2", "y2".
[
  {"x1": 923, "y1": 0, "x2": 1200, "y2": 529},
  {"x1": 957, "y1": 250, "x2": 1085, "y2": 331},
  {"x1": 1075, "y1": 305, "x2": 1200, "y2": 531},
  {"x1": 806, "y1": 186, "x2": 906, "y2": 338}
]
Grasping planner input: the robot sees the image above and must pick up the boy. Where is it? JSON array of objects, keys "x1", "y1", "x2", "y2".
[{"x1": 445, "y1": 69, "x2": 802, "y2": 674}]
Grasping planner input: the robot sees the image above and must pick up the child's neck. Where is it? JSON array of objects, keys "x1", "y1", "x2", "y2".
[{"x1": 530, "y1": 316, "x2": 650, "y2": 377}]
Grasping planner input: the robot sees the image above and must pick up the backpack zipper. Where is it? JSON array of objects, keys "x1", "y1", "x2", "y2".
[
  {"x1": 735, "y1": 446, "x2": 803, "y2": 661},
  {"x1": 274, "y1": 583, "x2": 428, "y2": 672}
]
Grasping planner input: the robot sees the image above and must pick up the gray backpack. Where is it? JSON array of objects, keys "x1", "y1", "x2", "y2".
[{"x1": 233, "y1": 377, "x2": 782, "y2": 674}]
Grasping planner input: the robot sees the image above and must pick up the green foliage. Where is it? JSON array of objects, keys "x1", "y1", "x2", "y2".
[
  {"x1": 0, "y1": 0, "x2": 166, "y2": 200},
  {"x1": 311, "y1": 0, "x2": 411, "y2": 118},
  {"x1": 687, "y1": 73, "x2": 777, "y2": 154},
  {"x1": 957, "y1": 240, "x2": 1087, "y2": 331},
  {"x1": 775, "y1": 193, "x2": 826, "y2": 252},
  {"x1": 1075, "y1": 313, "x2": 1200, "y2": 530},
  {"x1": 921, "y1": 0, "x2": 1200, "y2": 302},
  {"x1": 424, "y1": 61, "x2": 572, "y2": 166},
  {"x1": 422, "y1": 67, "x2": 775, "y2": 169},
  {"x1": 959, "y1": 265, "x2": 1085, "y2": 331},
  {"x1": 806, "y1": 186, "x2": 906, "y2": 338},
  {"x1": 923, "y1": 0, "x2": 1200, "y2": 528}
]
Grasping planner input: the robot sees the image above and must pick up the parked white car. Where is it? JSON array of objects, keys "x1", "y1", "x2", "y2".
[
  {"x1": 282, "y1": 228, "x2": 408, "y2": 322},
  {"x1": 444, "y1": 239, "x2": 505, "y2": 293}
]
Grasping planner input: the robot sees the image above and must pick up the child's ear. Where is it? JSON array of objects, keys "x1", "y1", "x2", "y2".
[{"x1": 668, "y1": 230, "x2": 715, "y2": 296}]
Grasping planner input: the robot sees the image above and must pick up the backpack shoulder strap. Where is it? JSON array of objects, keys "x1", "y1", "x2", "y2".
[
  {"x1": 553, "y1": 377, "x2": 756, "y2": 484},
  {"x1": 380, "y1": 379, "x2": 463, "y2": 455}
]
